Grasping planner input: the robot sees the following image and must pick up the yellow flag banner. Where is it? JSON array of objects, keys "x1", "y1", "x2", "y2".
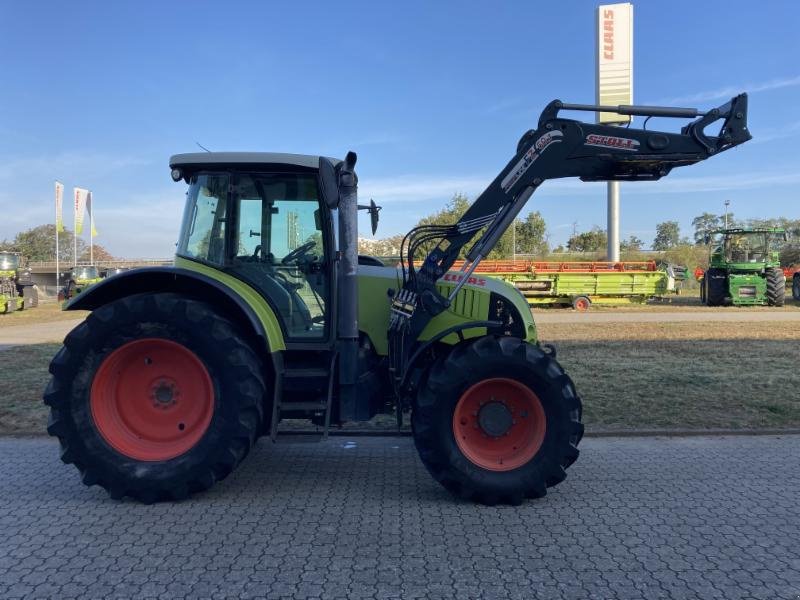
[
  {"x1": 55, "y1": 181, "x2": 65, "y2": 232},
  {"x1": 74, "y1": 187, "x2": 89, "y2": 235},
  {"x1": 86, "y1": 191, "x2": 98, "y2": 237}
]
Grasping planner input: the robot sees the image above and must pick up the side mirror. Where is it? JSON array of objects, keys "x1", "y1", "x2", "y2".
[
  {"x1": 703, "y1": 233, "x2": 712, "y2": 245},
  {"x1": 358, "y1": 199, "x2": 382, "y2": 235},
  {"x1": 319, "y1": 157, "x2": 340, "y2": 209}
]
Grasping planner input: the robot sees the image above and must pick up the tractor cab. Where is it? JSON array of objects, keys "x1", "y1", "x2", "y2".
[
  {"x1": 0, "y1": 251, "x2": 21, "y2": 274},
  {"x1": 172, "y1": 153, "x2": 338, "y2": 342},
  {"x1": 102, "y1": 267, "x2": 129, "y2": 278},
  {"x1": 709, "y1": 228, "x2": 785, "y2": 270},
  {"x1": 71, "y1": 265, "x2": 101, "y2": 283}
]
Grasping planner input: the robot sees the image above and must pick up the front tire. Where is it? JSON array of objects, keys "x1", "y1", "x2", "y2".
[
  {"x1": 412, "y1": 336, "x2": 583, "y2": 505},
  {"x1": 793, "y1": 274, "x2": 800, "y2": 301},
  {"x1": 766, "y1": 268, "x2": 785, "y2": 307},
  {"x1": 44, "y1": 293, "x2": 266, "y2": 503}
]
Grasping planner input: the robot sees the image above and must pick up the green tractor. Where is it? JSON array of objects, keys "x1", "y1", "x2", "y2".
[
  {"x1": 60, "y1": 265, "x2": 104, "y2": 301},
  {"x1": 0, "y1": 251, "x2": 39, "y2": 314},
  {"x1": 44, "y1": 94, "x2": 750, "y2": 504},
  {"x1": 700, "y1": 227, "x2": 787, "y2": 307}
]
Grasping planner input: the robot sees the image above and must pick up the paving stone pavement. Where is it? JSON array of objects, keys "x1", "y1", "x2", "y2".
[{"x1": 1, "y1": 435, "x2": 799, "y2": 600}]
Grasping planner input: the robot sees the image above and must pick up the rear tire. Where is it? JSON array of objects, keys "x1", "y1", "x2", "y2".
[
  {"x1": 44, "y1": 293, "x2": 267, "y2": 503},
  {"x1": 793, "y1": 274, "x2": 800, "y2": 301},
  {"x1": 705, "y1": 268, "x2": 727, "y2": 306},
  {"x1": 412, "y1": 336, "x2": 583, "y2": 505},
  {"x1": 766, "y1": 268, "x2": 785, "y2": 307}
]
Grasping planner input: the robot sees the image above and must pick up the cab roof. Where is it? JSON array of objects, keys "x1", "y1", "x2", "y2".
[{"x1": 169, "y1": 152, "x2": 340, "y2": 172}]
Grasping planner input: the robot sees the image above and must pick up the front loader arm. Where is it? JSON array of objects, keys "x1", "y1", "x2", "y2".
[{"x1": 388, "y1": 93, "x2": 750, "y2": 384}]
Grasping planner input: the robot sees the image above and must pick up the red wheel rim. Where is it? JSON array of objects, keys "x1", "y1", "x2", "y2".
[
  {"x1": 90, "y1": 338, "x2": 214, "y2": 461},
  {"x1": 452, "y1": 378, "x2": 546, "y2": 472},
  {"x1": 575, "y1": 297, "x2": 590, "y2": 311}
]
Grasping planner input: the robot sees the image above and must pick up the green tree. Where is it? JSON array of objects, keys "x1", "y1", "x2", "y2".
[
  {"x1": 78, "y1": 244, "x2": 116, "y2": 262},
  {"x1": 652, "y1": 221, "x2": 681, "y2": 250},
  {"x1": 361, "y1": 194, "x2": 551, "y2": 260},
  {"x1": 513, "y1": 211, "x2": 548, "y2": 256},
  {"x1": 567, "y1": 227, "x2": 606, "y2": 253},
  {"x1": 780, "y1": 244, "x2": 800, "y2": 267},
  {"x1": 412, "y1": 193, "x2": 519, "y2": 259},
  {"x1": 415, "y1": 193, "x2": 471, "y2": 228},
  {"x1": 11, "y1": 224, "x2": 86, "y2": 262},
  {"x1": 620, "y1": 235, "x2": 643, "y2": 251},
  {"x1": 691, "y1": 212, "x2": 723, "y2": 244},
  {"x1": 742, "y1": 217, "x2": 800, "y2": 239}
]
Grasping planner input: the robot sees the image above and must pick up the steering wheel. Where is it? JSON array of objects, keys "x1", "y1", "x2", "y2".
[{"x1": 281, "y1": 241, "x2": 317, "y2": 265}]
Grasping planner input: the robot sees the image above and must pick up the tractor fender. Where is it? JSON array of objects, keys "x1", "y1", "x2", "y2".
[{"x1": 65, "y1": 266, "x2": 286, "y2": 355}]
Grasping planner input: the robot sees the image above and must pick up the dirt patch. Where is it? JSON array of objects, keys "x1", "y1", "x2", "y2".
[{"x1": 0, "y1": 303, "x2": 88, "y2": 328}]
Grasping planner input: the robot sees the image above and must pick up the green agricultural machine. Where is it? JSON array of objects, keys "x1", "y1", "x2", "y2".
[
  {"x1": 700, "y1": 227, "x2": 787, "y2": 306},
  {"x1": 454, "y1": 259, "x2": 686, "y2": 310},
  {"x1": 45, "y1": 94, "x2": 750, "y2": 504},
  {"x1": 0, "y1": 251, "x2": 39, "y2": 314},
  {"x1": 60, "y1": 265, "x2": 104, "y2": 301}
]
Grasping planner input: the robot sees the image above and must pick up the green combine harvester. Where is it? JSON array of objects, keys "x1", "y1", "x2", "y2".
[
  {"x1": 700, "y1": 227, "x2": 787, "y2": 306},
  {"x1": 45, "y1": 94, "x2": 750, "y2": 504},
  {"x1": 60, "y1": 265, "x2": 104, "y2": 301},
  {"x1": 0, "y1": 251, "x2": 39, "y2": 314}
]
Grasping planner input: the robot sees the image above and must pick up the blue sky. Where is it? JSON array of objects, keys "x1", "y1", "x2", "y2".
[{"x1": 1, "y1": 0, "x2": 798, "y2": 257}]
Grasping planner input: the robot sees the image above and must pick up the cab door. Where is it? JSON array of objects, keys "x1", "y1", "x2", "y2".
[{"x1": 228, "y1": 172, "x2": 331, "y2": 341}]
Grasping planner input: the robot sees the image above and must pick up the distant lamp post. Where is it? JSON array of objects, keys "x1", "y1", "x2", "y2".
[{"x1": 724, "y1": 200, "x2": 730, "y2": 228}]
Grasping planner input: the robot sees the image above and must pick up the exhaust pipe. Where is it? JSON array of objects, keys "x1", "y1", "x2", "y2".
[{"x1": 336, "y1": 152, "x2": 363, "y2": 420}]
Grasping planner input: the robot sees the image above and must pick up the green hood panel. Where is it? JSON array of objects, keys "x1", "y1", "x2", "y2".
[{"x1": 357, "y1": 265, "x2": 537, "y2": 355}]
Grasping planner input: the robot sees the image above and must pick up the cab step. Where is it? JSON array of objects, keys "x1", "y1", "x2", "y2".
[{"x1": 269, "y1": 355, "x2": 337, "y2": 443}]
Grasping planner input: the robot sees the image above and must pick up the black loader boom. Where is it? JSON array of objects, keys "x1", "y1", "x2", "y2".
[{"x1": 389, "y1": 94, "x2": 751, "y2": 379}]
